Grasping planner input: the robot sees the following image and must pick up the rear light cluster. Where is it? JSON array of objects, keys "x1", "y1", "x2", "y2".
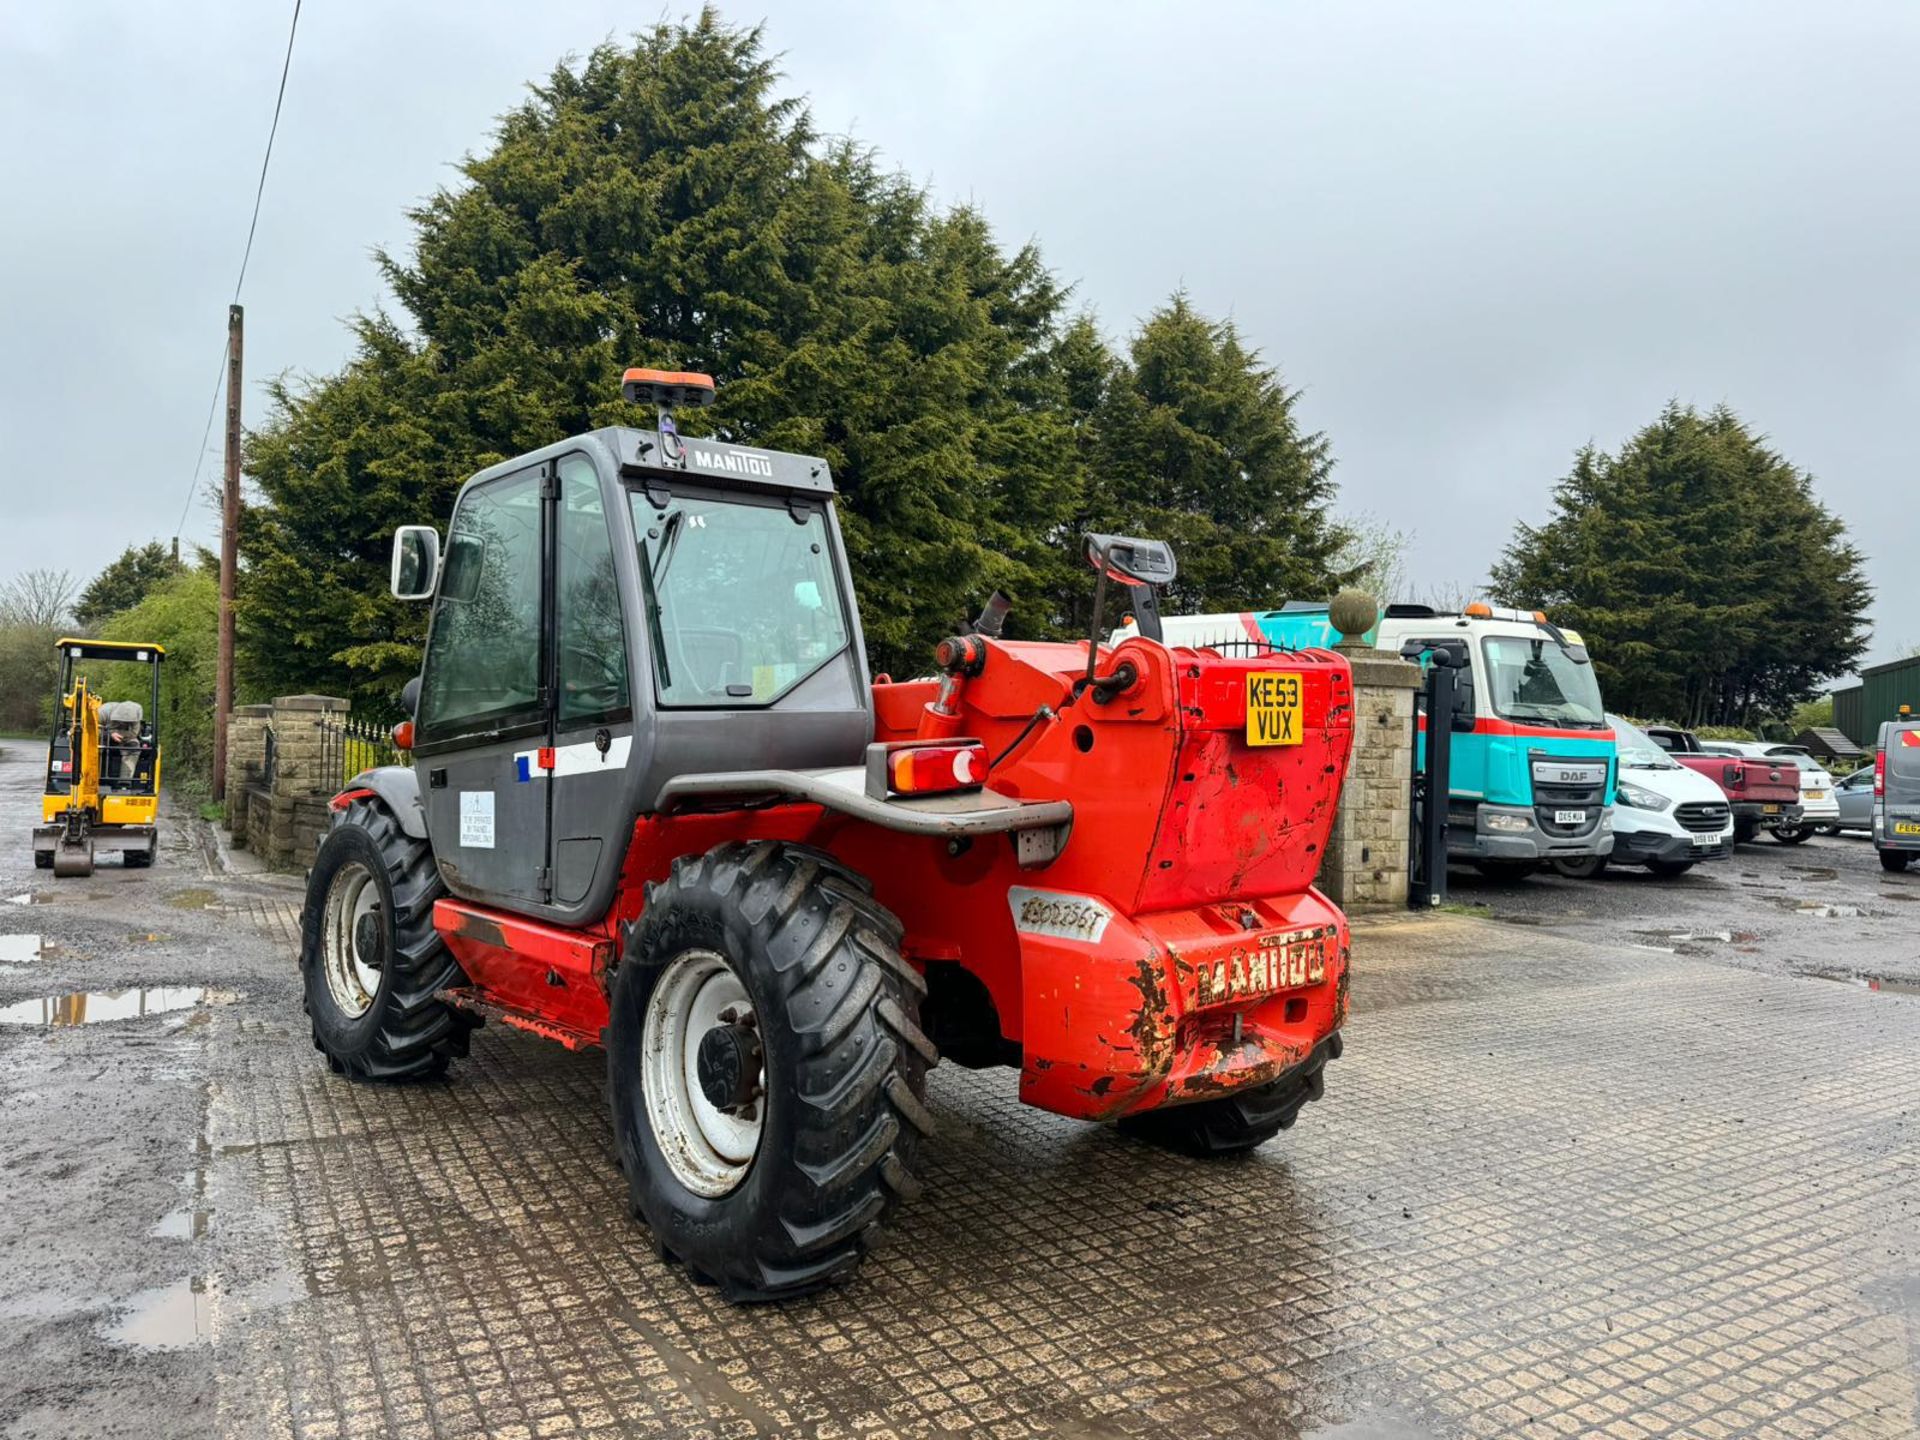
[
  {"x1": 886, "y1": 742, "x2": 986, "y2": 795},
  {"x1": 51, "y1": 760, "x2": 70, "y2": 775},
  {"x1": 1875, "y1": 750, "x2": 1887, "y2": 798}
]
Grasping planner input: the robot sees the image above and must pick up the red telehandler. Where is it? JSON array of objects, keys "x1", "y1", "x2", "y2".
[{"x1": 302, "y1": 369, "x2": 1356, "y2": 1300}]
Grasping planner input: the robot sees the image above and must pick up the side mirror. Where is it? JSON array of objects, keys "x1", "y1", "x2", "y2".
[
  {"x1": 1084, "y1": 532, "x2": 1177, "y2": 587},
  {"x1": 390, "y1": 526, "x2": 441, "y2": 601}
]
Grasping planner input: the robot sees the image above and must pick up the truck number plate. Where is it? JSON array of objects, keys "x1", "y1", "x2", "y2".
[
  {"x1": 1245, "y1": 672, "x2": 1303, "y2": 747},
  {"x1": 1763, "y1": 804, "x2": 1780, "y2": 815},
  {"x1": 1895, "y1": 821, "x2": 1920, "y2": 837},
  {"x1": 1554, "y1": 809, "x2": 1586, "y2": 824}
]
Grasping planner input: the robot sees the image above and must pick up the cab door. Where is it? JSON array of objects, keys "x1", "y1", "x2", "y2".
[
  {"x1": 544, "y1": 453, "x2": 634, "y2": 909},
  {"x1": 413, "y1": 462, "x2": 552, "y2": 907}
]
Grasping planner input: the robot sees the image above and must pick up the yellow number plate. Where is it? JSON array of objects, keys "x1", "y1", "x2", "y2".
[
  {"x1": 1246, "y1": 672, "x2": 1303, "y2": 746},
  {"x1": 1894, "y1": 821, "x2": 1920, "y2": 836}
]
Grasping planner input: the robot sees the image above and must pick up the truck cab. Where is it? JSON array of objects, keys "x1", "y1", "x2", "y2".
[{"x1": 1120, "y1": 602, "x2": 1618, "y2": 877}]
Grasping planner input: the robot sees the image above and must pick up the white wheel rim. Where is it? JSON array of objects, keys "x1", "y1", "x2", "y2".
[
  {"x1": 642, "y1": 949, "x2": 762, "y2": 1198},
  {"x1": 321, "y1": 862, "x2": 384, "y2": 1019}
]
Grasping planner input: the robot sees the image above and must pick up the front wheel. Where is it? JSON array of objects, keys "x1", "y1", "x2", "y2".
[
  {"x1": 1880, "y1": 850, "x2": 1913, "y2": 873},
  {"x1": 1733, "y1": 819, "x2": 1759, "y2": 845},
  {"x1": 1646, "y1": 858, "x2": 1696, "y2": 877},
  {"x1": 1550, "y1": 854, "x2": 1607, "y2": 880},
  {"x1": 609, "y1": 841, "x2": 935, "y2": 1302},
  {"x1": 1771, "y1": 822, "x2": 1813, "y2": 844},
  {"x1": 300, "y1": 797, "x2": 470, "y2": 1081}
]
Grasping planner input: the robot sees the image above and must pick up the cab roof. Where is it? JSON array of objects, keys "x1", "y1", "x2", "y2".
[{"x1": 55, "y1": 638, "x2": 165, "y2": 660}]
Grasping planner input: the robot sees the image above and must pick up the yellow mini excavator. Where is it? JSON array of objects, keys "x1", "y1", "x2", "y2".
[{"x1": 34, "y1": 638, "x2": 164, "y2": 876}]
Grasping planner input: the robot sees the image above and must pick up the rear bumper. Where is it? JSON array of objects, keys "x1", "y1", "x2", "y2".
[
  {"x1": 1015, "y1": 885, "x2": 1349, "y2": 1121},
  {"x1": 1732, "y1": 800, "x2": 1801, "y2": 825}
]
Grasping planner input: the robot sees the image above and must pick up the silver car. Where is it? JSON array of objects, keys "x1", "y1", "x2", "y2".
[{"x1": 1825, "y1": 765, "x2": 1875, "y2": 833}]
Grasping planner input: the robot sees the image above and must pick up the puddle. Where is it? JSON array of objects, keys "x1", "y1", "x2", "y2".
[
  {"x1": 151, "y1": 1208, "x2": 210, "y2": 1240},
  {"x1": 1785, "y1": 866, "x2": 1839, "y2": 882},
  {"x1": 1804, "y1": 971, "x2": 1920, "y2": 998},
  {"x1": 1764, "y1": 898, "x2": 1861, "y2": 918},
  {"x1": 1881, "y1": 892, "x2": 1918, "y2": 903},
  {"x1": 0, "y1": 934, "x2": 42, "y2": 964},
  {"x1": 5, "y1": 893, "x2": 38, "y2": 906},
  {"x1": 163, "y1": 888, "x2": 218, "y2": 911},
  {"x1": 102, "y1": 1277, "x2": 209, "y2": 1350},
  {"x1": 0, "y1": 987, "x2": 217, "y2": 1027}
]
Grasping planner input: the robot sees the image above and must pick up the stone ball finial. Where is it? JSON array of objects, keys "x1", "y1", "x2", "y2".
[{"x1": 1329, "y1": 589, "x2": 1378, "y2": 649}]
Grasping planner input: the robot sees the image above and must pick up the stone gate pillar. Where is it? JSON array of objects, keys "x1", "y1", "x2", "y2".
[{"x1": 1318, "y1": 591, "x2": 1420, "y2": 909}]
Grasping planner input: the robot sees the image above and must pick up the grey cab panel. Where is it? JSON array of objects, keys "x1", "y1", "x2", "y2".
[{"x1": 411, "y1": 425, "x2": 872, "y2": 929}]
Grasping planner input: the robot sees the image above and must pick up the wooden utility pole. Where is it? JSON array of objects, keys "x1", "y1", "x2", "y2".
[{"x1": 212, "y1": 304, "x2": 243, "y2": 803}]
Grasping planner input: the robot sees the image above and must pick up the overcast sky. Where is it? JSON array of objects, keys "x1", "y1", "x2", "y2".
[{"x1": 4, "y1": 1, "x2": 1916, "y2": 666}]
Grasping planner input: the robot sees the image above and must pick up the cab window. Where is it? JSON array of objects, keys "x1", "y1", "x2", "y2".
[
  {"x1": 555, "y1": 455, "x2": 629, "y2": 727},
  {"x1": 629, "y1": 488, "x2": 850, "y2": 707},
  {"x1": 418, "y1": 469, "x2": 544, "y2": 741}
]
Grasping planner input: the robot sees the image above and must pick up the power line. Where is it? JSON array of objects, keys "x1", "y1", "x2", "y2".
[
  {"x1": 233, "y1": 0, "x2": 302, "y2": 305},
  {"x1": 171, "y1": 0, "x2": 303, "y2": 543}
]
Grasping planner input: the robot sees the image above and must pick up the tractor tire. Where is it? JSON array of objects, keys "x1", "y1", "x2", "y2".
[
  {"x1": 608, "y1": 840, "x2": 935, "y2": 1303},
  {"x1": 1119, "y1": 1034, "x2": 1342, "y2": 1157},
  {"x1": 1880, "y1": 850, "x2": 1912, "y2": 873},
  {"x1": 1771, "y1": 822, "x2": 1813, "y2": 845},
  {"x1": 300, "y1": 796, "x2": 470, "y2": 1082},
  {"x1": 1646, "y1": 858, "x2": 1696, "y2": 878},
  {"x1": 1471, "y1": 858, "x2": 1539, "y2": 882},
  {"x1": 1550, "y1": 854, "x2": 1607, "y2": 880}
]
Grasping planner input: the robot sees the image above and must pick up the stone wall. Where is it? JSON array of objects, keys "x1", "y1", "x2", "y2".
[
  {"x1": 224, "y1": 694, "x2": 349, "y2": 872},
  {"x1": 1317, "y1": 648, "x2": 1421, "y2": 911}
]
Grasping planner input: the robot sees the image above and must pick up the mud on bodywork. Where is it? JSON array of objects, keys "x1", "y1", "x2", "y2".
[{"x1": 1017, "y1": 890, "x2": 1349, "y2": 1121}]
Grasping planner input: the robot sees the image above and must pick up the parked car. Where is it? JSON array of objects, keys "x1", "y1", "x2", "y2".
[
  {"x1": 1873, "y1": 716, "x2": 1920, "y2": 871},
  {"x1": 1642, "y1": 726, "x2": 1801, "y2": 844},
  {"x1": 1824, "y1": 765, "x2": 1875, "y2": 834},
  {"x1": 1697, "y1": 742, "x2": 1838, "y2": 843},
  {"x1": 1551, "y1": 715, "x2": 1733, "y2": 879}
]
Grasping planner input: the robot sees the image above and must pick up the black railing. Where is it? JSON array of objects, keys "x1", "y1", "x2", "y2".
[{"x1": 318, "y1": 714, "x2": 401, "y2": 791}]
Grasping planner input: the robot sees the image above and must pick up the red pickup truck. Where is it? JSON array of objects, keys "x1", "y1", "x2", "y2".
[{"x1": 1644, "y1": 726, "x2": 1802, "y2": 843}]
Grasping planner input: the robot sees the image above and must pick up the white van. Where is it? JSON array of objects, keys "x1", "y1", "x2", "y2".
[{"x1": 1553, "y1": 715, "x2": 1733, "y2": 878}]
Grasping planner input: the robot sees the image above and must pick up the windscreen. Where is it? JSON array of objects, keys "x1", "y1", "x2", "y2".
[
  {"x1": 631, "y1": 489, "x2": 850, "y2": 707},
  {"x1": 1481, "y1": 635, "x2": 1606, "y2": 729},
  {"x1": 1609, "y1": 715, "x2": 1677, "y2": 769}
]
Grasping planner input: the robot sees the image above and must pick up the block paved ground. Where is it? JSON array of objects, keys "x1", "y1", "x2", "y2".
[{"x1": 0, "y1": 744, "x2": 1914, "y2": 1439}]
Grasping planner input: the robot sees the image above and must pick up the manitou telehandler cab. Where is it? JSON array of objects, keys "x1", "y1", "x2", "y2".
[
  {"x1": 34, "y1": 638, "x2": 164, "y2": 876},
  {"x1": 302, "y1": 369, "x2": 1356, "y2": 1301}
]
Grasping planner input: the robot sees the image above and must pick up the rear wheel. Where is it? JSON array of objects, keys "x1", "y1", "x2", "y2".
[
  {"x1": 1471, "y1": 858, "x2": 1539, "y2": 881},
  {"x1": 1550, "y1": 854, "x2": 1607, "y2": 880},
  {"x1": 300, "y1": 797, "x2": 470, "y2": 1081},
  {"x1": 1120, "y1": 1035, "x2": 1342, "y2": 1156},
  {"x1": 1880, "y1": 850, "x2": 1912, "y2": 873},
  {"x1": 1771, "y1": 821, "x2": 1813, "y2": 844},
  {"x1": 1646, "y1": 858, "x2": 1696, "y2": 878},
  {"x1": 609, "y1": 841, "x2": 935, "y2": 1302}
]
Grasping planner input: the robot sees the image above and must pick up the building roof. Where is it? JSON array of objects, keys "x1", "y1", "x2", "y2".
[{"x1": 1796, "y1": 726, "x2": 1864, "y2": 760}]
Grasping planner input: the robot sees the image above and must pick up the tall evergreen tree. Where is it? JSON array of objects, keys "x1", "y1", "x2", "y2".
[
  {"x1": 74, "y1": 542, "x2": 184, "y2": 630},
  {"x1": 1490, "y1": 403, "x2": 1869, "y2": 725},
  {"x1": 241, "y1": 13, "x2": 1084, "y2": 697},
  {"x1": 1070, "y1": 295, "x2": 1351, "y2": 627}
]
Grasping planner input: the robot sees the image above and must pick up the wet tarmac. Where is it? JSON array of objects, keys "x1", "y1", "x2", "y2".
[{"x1": 0, "y1": 742, "x2": 1916, "y2": 1438}]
